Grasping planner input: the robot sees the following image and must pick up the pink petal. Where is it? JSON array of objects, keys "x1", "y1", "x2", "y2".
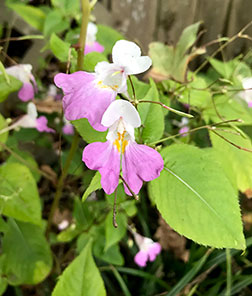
[
  {"x1": 36, "y1": 116, "x2": 55, "y2": 133},
  {"x1": 84, "y1": 42, "x2": 104, "y2": 55},
  {"x1": 134, "y1": 251, "x2": 148, "y2": 267},
  {"x1": 122, "y1": 143, "x2": 164, "y2": 195},
  {"x1": 54, "y1": 71, "x2": 116, "y2": 131},
  {"x1": 248, "y1": 101, "x2": 252, "y2": 108},
  {"x1": 63, "y1": 123, "x2": 74, "y2": 135},
  {"x1": 18, "y1": 82, "x2": 34, "y2": 102},
  {"x1": 179, "y1": 126, "x2": 189, "y2": 136},
  {"x1": 148, "y1": 243, "x2": 162, "y2": 261},
  {"x1": 82, "y1": 141, "x2": 120, "y2": 194},
  {"x1": 30, "y1": 74, "x2": 38, "y2": 93}
]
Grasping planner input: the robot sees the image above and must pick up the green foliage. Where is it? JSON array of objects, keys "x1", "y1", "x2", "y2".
[
  {"x1": 43, "y1": 10, "x2": 70, "y2": 36},
  {"x1": 0, "y1": 75, "x2": 22, "y2": 103},
  {"x1": 72, "y1": 118, "x2": 107, "y2": 144},
  {"x1": 149, "y1": 22, "x2": 204, "y2": 82},
  {"x1": 52, "y1": 241, "x2": 106, "y2": 296},
  {"x1": 51, "y1": 0, "x2": 80, "y2": 17},
  {"x1": 105, "y1": 211, "x2": 127, "y2": 251},
  {"x1": 96, "y1": 24, "x2": 124, "y2": 55},
  {"x1": 0, "y1": 114, "x2": 8, "y2": 151},
  {"x1": 1, "y1": 219, "x2": 52, "y2": 285},
  {"x1": 83, "y1": 52, "x2": 108, "y2": 72},
  {"x1": 50, "y1": 33, "x2": 71, "y2": 62},
  {"x1": 7, "y1": 3, "x2": 46, "y2": 31},
  {"x1": 138, "y1": 79, "x2": 164, "y2": 143},
  {"x1": 149, "y1": 144, "x2": 245, "y2": 249},
  {"x1": 82, "y1": 171, "x2": 102, "y2": 201},
  {"x1": 0, "y1": 163, "x2": 42, "y2": 225},
  {"x1": 210, "y1": 129, "x2": 252, "y2": 192}
]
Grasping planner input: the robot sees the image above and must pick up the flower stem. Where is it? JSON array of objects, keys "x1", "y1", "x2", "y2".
[{"x1": 77, "y1": 0, "x2": 91, "y2": 71}]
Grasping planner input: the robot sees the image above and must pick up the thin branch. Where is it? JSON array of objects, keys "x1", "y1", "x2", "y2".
[
  {"x1": 138, "y1": 100, "x2": 193, "y2": 118},
  {"x1": 113, "y1": 188, "x2": 118, "y2": 228},
  {"x1": 119, "y1": 175, "x2": 139, "y2": 200}
]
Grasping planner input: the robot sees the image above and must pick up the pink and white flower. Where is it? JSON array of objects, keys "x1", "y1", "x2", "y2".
[
  {"x1": 5, "y1": 64, "x2": 37, "y2": 102},
  {"x1": 239, "y1": 77, "x2": 252, "y2": 108},
  {"x1": 84, "y1": 22, "x2": 104, "y2": 55},
  {"x1": 133, "y1": 232, "x2": 162, "y2": 267},
  {"x1": 54, "y1": 40, "x2": 152, "y2": 131},
  {"x1": 82, "y1": 100, "x2": 163, "y2": 195},
  {"x1": 0, "y1": 102, "x2": 55, "y2": 134}
]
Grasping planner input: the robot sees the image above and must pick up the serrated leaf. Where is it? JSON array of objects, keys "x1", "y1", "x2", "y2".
[
  {"x1": 73, "y1": 118, "x2": 107, "y2": 144},
  {"x1": 0, "y1": 163, "x2": 42, "y2": 225},
  {"x1": 210, "y1": 129, "x2": 252, "y2": 192},
  {"x1": 105, "y1": 211, "x2": 127, "y2": 251},
  {"x1": 149, "y1": 144, "x2": 245, "y2": 249},
  {"x1": 7, "y1": 4, "x2": 45, "y2": 31},
  {"x1": 2, "y1": 219, "x2": 52, "y2": 285},
  {"x1": 82, "y1": 171, "x2": 101, "y2": 202},
  {"x1": 0, "y1": 75, "x2": 22, "y2": 103},
  {"x1": 138, "y1": 79, "x2": 164, "y2": 143},
  {"x1": 52, "y1": 240, "x2": 106, "y2": 296},
  {"x1": 50, "y1": 33, "x2": 71, "y2": 62}
]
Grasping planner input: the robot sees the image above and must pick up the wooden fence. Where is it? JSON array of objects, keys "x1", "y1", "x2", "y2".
[{"x1": 0, "y1": 0, "x2": 251, "y2": 70}]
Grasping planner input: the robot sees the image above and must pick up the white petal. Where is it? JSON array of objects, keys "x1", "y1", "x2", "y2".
[
  {"x1": 242, "y1": 77, "x2": 252, "y2": 89},
  {"x1": 27, "y1": 102, "x2": 38, "y2": 119},
  {"x1": 122, "y1": 56, "x2": 152, "y2": 75},
  {"x1": 112, "y1": 40, "x2": 152, "y2": 75},
  {"x1": 15, "y1": 115, "x2": 36, "y2": 128},
  {"x1": 86, "y1": 22, "x2": 98, "y2": 43},
  {"x1": 112, "y1": 40, "x2": 141, "y2": 64},
  {"x1": 101, "y1": 100, "x2": 141, "y2": 128},
  {"x1": 5, "y1": 64, "x2": 32, "y2": 83}
]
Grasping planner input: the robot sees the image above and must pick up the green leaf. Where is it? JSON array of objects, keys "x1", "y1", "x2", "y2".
[
  {"x1": 209, "y1": 57, "x2": 239, "y2": 80},
  {"x1": 149, "y1": 144, "x2": 245, "y2": 249},
  {"x1": 176, "y1": 22, "x2": 202, "y2": 58},
  {"x1": 149, "y1": 22, "x2": 203, "y2": 82},
  {"x1": 51, "y1": 0, "x2": 80, "y2": 16},
  {"x1": 2, "y1": 219, "x2": 52, "y2": 285},
  {"x1": 138, "y1": 79, "x2": 164, "y2": 143},
  {"x1": 83, "y1": 52, "x2": 108, "y2": 72},
  {"x1": 105, "y1": 211, "x2": 127, "y2": 251},
  {"x1": 0, "y1": 114, "x2": 8, "y2": 151},
  {"x1": 203, "y1": 94, "x2": 252, "y2": 125},
  {"x1": 7, "y1": 4, "x2": 45, "y2": 31},
  {"x1": 7, "y1": 150, "x2": 41, "y2": 182},
  {"x1": 43, "y1": 10, "x2": 69, "y2": 36},
  {"x1": 0, "y1": 75, "x2": 22, "y2": 103},
  {"x1": 210, "y1": 129, "x2": 252, "y2": 192},
  {"x1": 50, "y1": 33, "x2": 71, "y2": 62},
  {"x1": 127, "y1": 75, "x2": 150, "y2": 101},
  {"x1": 0, "y1": 61, "x2": 10, "y2": 84},
  {"x1": 82, "y1": 171, "x2": 102, "y2": 202},
  {"x1": 0, "y1": 163, "x2": 42, "y2": 225},
  {"x1": 73, "y1": 118, "x2": 107, "y2": 144},
  {"x1": 96, "y1": 24, "x2": 124, "y2": 55},
  {"x1": 52, "y1": 240, "x2": 106, "y2": 296}
]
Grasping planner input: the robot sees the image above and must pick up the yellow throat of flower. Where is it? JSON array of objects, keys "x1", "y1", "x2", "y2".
[{"x1": 113, "y1": 131, "x2": 128, "y2": 154}]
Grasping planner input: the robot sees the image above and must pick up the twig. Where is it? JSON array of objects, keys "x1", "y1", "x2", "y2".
[
  {"x1": 138, "y1": 100, "x2": 194, "y2": 118},
  {"x1": 119, "y1": 175, "x2": 139, "y2": 200},
  {"x1": 128, "y1": 75, "x2": 137, "y2": 103},
  {"x1": 210, "y1": 129, "x2": 252, "y2": 152}
]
